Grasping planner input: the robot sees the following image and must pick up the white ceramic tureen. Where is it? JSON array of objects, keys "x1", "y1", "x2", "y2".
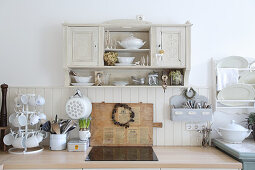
[
  {"x1": 216, "y1": 120, "x2": 252, "y2": 144},
  {"x1": 117, "y1": 34, "x2": 146, "y2": 49}
]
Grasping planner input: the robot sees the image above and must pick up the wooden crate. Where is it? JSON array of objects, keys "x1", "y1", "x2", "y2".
[{"x1": 90, "y1": 103, "x2": 153, "y2": 146}]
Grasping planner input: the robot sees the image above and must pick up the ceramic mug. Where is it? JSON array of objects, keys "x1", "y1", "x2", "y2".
[
  {"x1": 12, "y1": 113, "x2": 27, "y2": 127},
  {"x1": 25, "y1": 133, "x2": 39, "y2": 148},
  {"x1": 28, "y1": 95, "x2": 36, "y2": 106},
  {"x1": 36, "y1": 95, "x2": 45, "y2": 106},
  {"x1": 12, "y1": 134, "x2": 25, "y2": 148},
  {"x1": 79, "y1": 130, "x2": 91, "y2": 141},
  {"x1": 9, "y1": 113, "x2": 17, "y2": 124},
  {"x1": 20, "y1": 95, "x2": 29, "y2": 105},
  {"x1": 30, "y1": 114, "x2": 40, "y2": 125},
  {"x1": 3, "y1": 132, "x2": 15, "y2": 146},
  {"x1": 38, "y1": 112, "x2": 46, "y2": 120}
]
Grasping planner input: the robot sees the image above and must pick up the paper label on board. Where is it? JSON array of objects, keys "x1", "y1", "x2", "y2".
[
  {"x1": 140, "y1": 127, "x2": 149, "y2": 144},
  {"x1": 127, "y1": 127, "x2": 139, "y2": 144},
  {"x1": 103, "y1": 127, "x2": 114, "y2": 144},
  {"x1": 115, "y1": 127, "x2": 125, "y2": 144}
]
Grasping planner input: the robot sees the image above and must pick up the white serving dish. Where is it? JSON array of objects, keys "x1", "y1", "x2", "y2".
[
  {"x1": 115, "y1": 63, "x2": 136, "y2": 66},
  {"x1": 216, "y1": 120, "x2": 252, "y2": 144},
  {"x1": 112, "y1": 81, "x2": 129, "y2": 86},
  {"x1": 71, "y1": 83, "x2": 94, "y2": 86},
  {"x1": 117, "y1": 34, "x2": 146, "y2": 49},
  {"x1": 217, "y1": 84, "x2": 255, "y2": 106},
  {"x1": 217, "y1": 56, "x2": 248, "y2": 68},
  {"x1": 73, "y1": 76, "x2": 92, "y2": 83},
  {"x1": 239, "y1": 72, "x2": 255, "y2": 84},
  {"x1": 117, "y1": 57, "x2": 135, "y2": 64}
]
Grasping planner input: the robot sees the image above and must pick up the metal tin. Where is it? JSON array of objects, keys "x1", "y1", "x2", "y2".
[{"x1": 67, "y1": 139, "x2": 89, "y2": 152}]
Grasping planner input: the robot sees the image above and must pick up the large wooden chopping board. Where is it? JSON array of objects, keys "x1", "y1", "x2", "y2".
[{"x1": 90, "y1": 103, "x2": 153, "y2": 146}]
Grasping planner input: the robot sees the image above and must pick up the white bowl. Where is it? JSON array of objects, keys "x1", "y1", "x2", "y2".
[
  {"x1": 73, "y1": 76, "x2": 92, "y2": 83},
  {"x1": 112, "y1": 81, "x2": 129, "y2": 86},
  {"x1": 117, "y1": 57, "x2": 135, "y2": 64}
]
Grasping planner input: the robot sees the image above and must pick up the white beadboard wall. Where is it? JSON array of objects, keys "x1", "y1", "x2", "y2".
[{"x1": 2, "y1": 86, "x2": 210, "y2": 146}]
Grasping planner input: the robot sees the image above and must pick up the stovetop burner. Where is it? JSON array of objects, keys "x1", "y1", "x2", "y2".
[{"x1": 86, "y1": 146, "x2": 158, "y2": 161}]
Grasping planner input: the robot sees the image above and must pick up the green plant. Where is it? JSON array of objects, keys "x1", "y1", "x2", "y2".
[
  {"x1": 79, "y1": 117, "x2": 91, "y2": 131},
  {"x1": 248, "y1": 112, "x2": 255, "y2": 125}
]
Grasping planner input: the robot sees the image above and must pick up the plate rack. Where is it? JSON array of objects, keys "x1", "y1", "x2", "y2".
[{"x1": 212, "y1": 57, "x2": 255, "y2": 110}]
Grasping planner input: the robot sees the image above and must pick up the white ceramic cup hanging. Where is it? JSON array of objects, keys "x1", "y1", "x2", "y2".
[
  {"x1": 30, "y1": 114, "x2": 40, "y2": 125},
  {"x1": 20, "y1": 95, "x2": 29, "y2": 105},
  {"x1": 25, "y1": 133, "x2": 40, "y2": 148},
  {"x1": 9, "y1": 113, "x2": 16, "y2": 124},
  {"x1": 28, "y1": 95, "x2": 36, "y2": 106},
  {"x1": 3, "y1": 133, "x2": 15, "y2": 146},
  {"x1": 12, "y1": 134, "x2": 25, "y2": 148},
  {"x1": 12, "y1": 113, "x2": 27, "y2": 127},
  {"x1": 38, "y1": 112, "x2": 46, "y2": 120},
  {"x1": 36, "y1": 95, "x2": 45, "y2": 106}
]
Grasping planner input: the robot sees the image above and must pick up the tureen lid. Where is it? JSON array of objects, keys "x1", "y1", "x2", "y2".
[
  {"x1": 123, "y1": 34, "x2": 142, "y2": 41},
  {"x1": 219, "y1": 120, "x2": 248, "y2": 131}
]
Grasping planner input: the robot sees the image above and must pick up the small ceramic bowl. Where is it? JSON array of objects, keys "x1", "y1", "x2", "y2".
[
  {"x1": 73, "y1": 76, "x2": 92, "y2": 83},
  {"x1": 112, "y1": 81, "x2": 129, "y2": 86},
  {"x1": 117, "y1": 57, "x2": 135, "y2": 64}
]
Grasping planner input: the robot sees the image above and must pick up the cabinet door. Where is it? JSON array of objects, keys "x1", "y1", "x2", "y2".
[
  {"x1": 67, "y1": 27, "x2": 99, "y2": 66},
  {"x1": 156, "y1": 27, "x2": 185, "y2": 67}
]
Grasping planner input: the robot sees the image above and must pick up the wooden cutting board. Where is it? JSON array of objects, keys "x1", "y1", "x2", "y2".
[{"x1": 90, "y1": 102, "x2": 153, "y2": 146}]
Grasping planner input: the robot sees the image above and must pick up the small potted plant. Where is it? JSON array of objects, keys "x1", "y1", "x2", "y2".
[
  {"x1": 247, "y1": 112, "x2": 255, "y2": 141},
  {"x1": 79, "y1": 117, "x2": 91, "y2": 141}
]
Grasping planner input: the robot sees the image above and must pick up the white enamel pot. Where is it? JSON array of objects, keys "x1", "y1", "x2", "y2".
[
  {"x1": 117, "y1": 34, "x2": 146, "y2": 49},
  {"x1": 216, "y1": 120, "x2": 252, "y2": 144}
]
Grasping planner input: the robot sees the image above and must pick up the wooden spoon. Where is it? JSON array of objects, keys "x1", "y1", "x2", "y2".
[{"x1": 52, "y1": 122, "x2": 60, "y2": 134}]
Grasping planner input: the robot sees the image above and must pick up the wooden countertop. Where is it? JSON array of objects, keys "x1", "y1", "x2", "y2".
[{"x1": 0, "y1": 146, "x2": 242, "y2": 169}]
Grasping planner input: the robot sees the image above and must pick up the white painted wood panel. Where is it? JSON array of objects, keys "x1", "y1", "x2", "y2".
[{"x1": 5, "y1": 86, "x2": 210, "y2": 146}]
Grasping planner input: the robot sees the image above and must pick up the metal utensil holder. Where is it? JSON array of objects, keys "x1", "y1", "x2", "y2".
[{"x1": 170, "y1": 95, "x2": 212, "y2": 122}]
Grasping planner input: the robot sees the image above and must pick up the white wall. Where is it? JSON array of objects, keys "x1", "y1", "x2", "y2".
[{"x1": 0, "y1": 0, "x2": 255, "y2": 87}]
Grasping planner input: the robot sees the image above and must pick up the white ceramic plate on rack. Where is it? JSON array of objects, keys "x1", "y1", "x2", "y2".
[
  {"x1": 217, "y1": 84, "x2": 255, "y2": 106},
  {"x1": 71, "y1": 83, "x2": 94, "y2": 86},
  {"x1": 217, "y1": 56, "x2": 248, "y2": 68},
  {"x1": 115, "y1": 63, "x2": 136, "y2": 66},
  {"x1": 239, "y1": 72, "x2": 255, "y2": 84}
]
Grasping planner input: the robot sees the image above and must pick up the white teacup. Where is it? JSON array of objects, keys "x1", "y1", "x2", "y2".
[
  {"x1": 3, "y1": 133, "x2": 14, "y2": 146},
  {"x1": 25, "y1": 134, "x2": 39, "y2": 148},
  {"x1": 36, "y1": 95, "x2": 45, "y2": 106},
  {"x1": 12, "y1": 113, "x2": 27, "y2": 127},
  {"x1": 20, "y1": 95, "x2": 29, "y2": 105},
  {"x1": 12, "y1": 134, "x2": 25, "y2": 148},
  {"x1": 9, "y1": 113, "x2": 17, "y2": 124},
  {"x1": 14, "y1": 97, "x2": 22, "y2": 107},
  {"x1": 28, "y1": 96, "x2": 36, "y2": 106},
  {"x1": 38, "y1": 112, "x2": 46, "y2": 120},
  {"x1": 30, "y1": 114, "x2": 40, "y2": 125}
]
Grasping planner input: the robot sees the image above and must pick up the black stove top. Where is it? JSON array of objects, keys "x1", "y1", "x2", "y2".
[{"x1": 86, "y1": 146, "x2": 158, "y2": 161}]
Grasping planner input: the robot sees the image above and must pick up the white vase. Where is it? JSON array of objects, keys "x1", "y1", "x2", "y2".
[{"x1": 79, "y1": 130, "x2": 91, "y2": 141}]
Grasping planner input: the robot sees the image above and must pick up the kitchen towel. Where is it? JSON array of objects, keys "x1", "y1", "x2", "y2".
[{"x1": 217, "y1": 68, "x2": 239, "y2": 91}]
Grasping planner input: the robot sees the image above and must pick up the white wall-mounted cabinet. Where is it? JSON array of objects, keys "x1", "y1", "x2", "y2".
[
  {"x1": 65, "y1": 27, "x2": 100, "y2": 66},
  {"x1": 63, "y1": 20, "x2": 192, "y2": 87}
]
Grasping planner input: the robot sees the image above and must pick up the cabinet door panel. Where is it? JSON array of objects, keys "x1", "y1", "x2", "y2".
[
  {"x1": 67, "y1": 27, "x2": 99, "y2": 66},
  {"x1": 159, "y1": 27, "x2": 185, "y2": 67}
]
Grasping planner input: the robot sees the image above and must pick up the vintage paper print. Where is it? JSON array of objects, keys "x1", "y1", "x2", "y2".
[{"x1": 103, "y1": 127, "x2": 114, "y2": 144}]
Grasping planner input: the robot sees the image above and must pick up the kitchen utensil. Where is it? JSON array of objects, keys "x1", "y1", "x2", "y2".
[
  {"x1": 50, "y1": 134, "x2": 67, "y2": 150},
  {"x1": 65, "y1": 90, "x2": 92, "y2": 119},
  {"x1": 112, "y1": 81, "x2": 129, "y2": 86},
  {"x1": 41, "y1": 121, "x2": 51, "y2": 132},
  {"x1": 62, "y1": 120, "x2": 76, "y2": 134},
  {"x1": 3, "y1": 133, "x2": 14, "y2": 146},
  {"x1": 217, "y1": 56, "x2": 248, "y2": 68},
  {"x1": 35, "y1": 95, "x2": 45, "y2": 106},
  {"x1": 131, "y1": 76, "x2": 145, "y2": 85},
  {"x1": 73, "y1": 76, "x2": 92, "y2": 83},
  {"x1": 0, "y1": 84, "x2": 8, "y2": 127},
  {"x1": 117, "y1": 57, "x2": 135, "y2": 64},
  {"x1": 52, "y1": 122, "x2": 61, "y2": 134},
  {"x1": 217, "y1": 84, "x2": 255, "y2": 106},
  {"x1": 117, "y1": 34, "x2": 146, "y2": 49},
  {"x1": 140, "y1": 56, "x2": 145, "y2": 66},
  {"x1": 60, "y1": 119, "x2": 71, "y2": 134},
  {"x1": 216, "y1": 120, "x2": 252, "y2": 143}
]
